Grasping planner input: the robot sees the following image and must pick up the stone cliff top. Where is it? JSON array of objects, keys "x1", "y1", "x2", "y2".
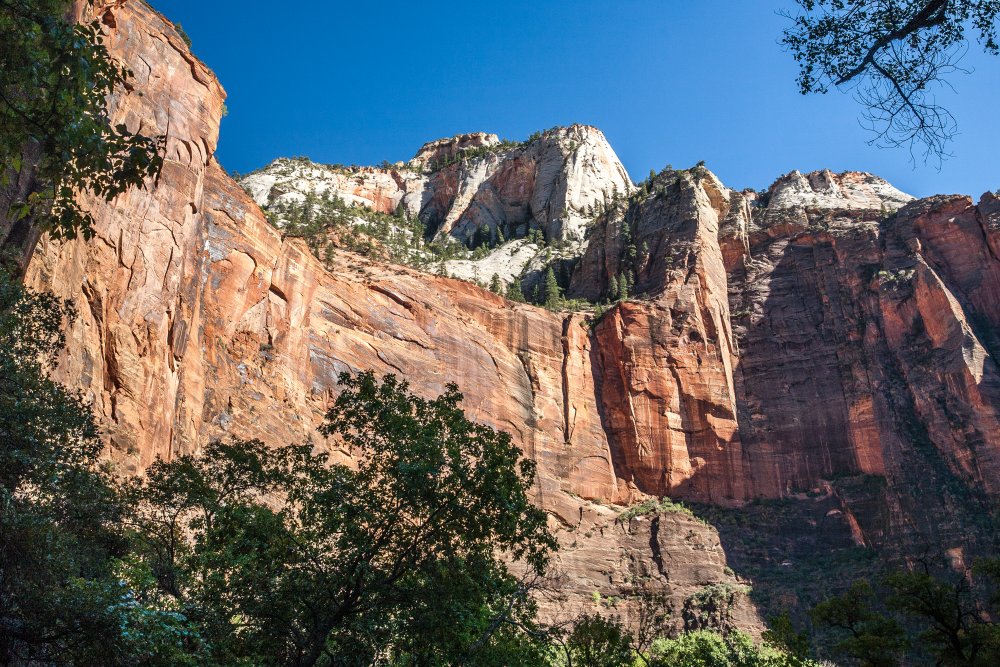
[
  {"x1": 249, "y1": 138, "x2": 917, "y2": 220},
  {"x1": 766, "y1": 169, "x2": 913, "y2": 211},
  {"x1": 412, "y1": 132, "x2": 502, "y2": 165}
]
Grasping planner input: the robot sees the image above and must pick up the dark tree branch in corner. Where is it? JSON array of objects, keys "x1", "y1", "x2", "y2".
[
  {"x1": 781, "y1": 0, "x2": 1000, "y2": 164},
  {"x1": 834, "y1": 0, "x2": 950, "y2": 85}
]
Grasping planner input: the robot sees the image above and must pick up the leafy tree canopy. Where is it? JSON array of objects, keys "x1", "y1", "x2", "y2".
[
  {"x1": 124, "y1": 371, "x2": 557, "y2": 665},
  {"x1": 0, "y1": 0, "x2": 163, "y2": 242},
  {"x1": 812, "y1": 560, "x2": 1000, "y2": 666},
  {"x1": 0, "y1": 267, "x2": 191, "y2": 665}
]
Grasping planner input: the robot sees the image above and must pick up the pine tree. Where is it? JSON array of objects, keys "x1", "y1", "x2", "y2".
[
  {"x1": 544, "y1": 267, "x2": 562, "y2": 309},
  {"x1": 505, "y1": 282, "x2": 524, "y2": 302},
  {"x1": 489, "y1": 273, "x2": 503, "y2": 294}
]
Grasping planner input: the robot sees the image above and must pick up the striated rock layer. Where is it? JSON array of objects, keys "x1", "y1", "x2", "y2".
[
  {"x1": 242, "y1": 125, "x2": 633, "y2": 248},
  {"x1": 20, "y1": 0, "x2": 757, "y2": 625},
  {"x1": 19, "y1": 0, "x2": 1000, "y2": 627}
]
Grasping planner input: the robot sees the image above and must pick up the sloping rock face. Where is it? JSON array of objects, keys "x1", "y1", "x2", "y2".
[
  {"x1": 569, "y1": 168, "x2": 1000, "y2": 560},
  {"x1": 240, "y1": 158, "x2": 427, "y2": 218},
  {"x1": 23, "y1": 0, "x2": 755, "y2": 627},
  {"x1": 411, "y1": 131, "x2": 501, "y2": 167},
  {"x1": 21, "y1": 0, "x2": 1000, "y2": 632},
  {"x1": 424, "y1": 125, "x2": 633, "y2": 245},
  {"x1": 243, "y1": 125, "x2": 633, "y2": 248}
]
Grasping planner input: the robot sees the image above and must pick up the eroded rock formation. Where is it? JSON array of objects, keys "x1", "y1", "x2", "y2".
[
  {"x1": 242, "y1": 124, "x2": 633, "y2": 248},
  {"x1": 20, "y1": 0, "x2": 1000, "y2": 630}
]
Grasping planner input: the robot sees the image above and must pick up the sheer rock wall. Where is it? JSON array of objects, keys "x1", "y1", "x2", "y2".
[{"x1": 22, "y1": 0, "x2": 1000, "y2": 627}]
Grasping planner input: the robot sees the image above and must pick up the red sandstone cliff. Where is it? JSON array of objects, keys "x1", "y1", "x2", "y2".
[{"x1": 17, "y1": 0, "x2": 1000, "y2": 627}]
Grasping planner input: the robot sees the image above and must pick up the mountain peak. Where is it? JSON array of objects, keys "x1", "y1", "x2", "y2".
[{"x1": 767, "y1": 169, "x2": 913, "y2": 211}]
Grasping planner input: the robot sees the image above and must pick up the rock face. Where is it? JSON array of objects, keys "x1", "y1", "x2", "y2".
[
  {"x1": 21, "y1": 0, "x2": 755, "y2": 626},
  {"x1": 243, "y1": 124, "x2": 633, "y2": 248},
  {"x1": 240, "y1": 158, "x2": 427, "y2": 218},
  {"x1": 19, "y1": 0, "x2": 1000, "y2": 633}
]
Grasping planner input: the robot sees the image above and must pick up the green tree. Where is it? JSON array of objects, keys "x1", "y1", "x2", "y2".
[
  {"x1": 649, "y1": 629, "x2": 815, "y2": 667},
  {"x1": 781, "y1": 0, "x2": 1000, "y2": 162},
  {"x1": 0, "y1": 0, "x2": 163, "y2": 244},
  {"x1": 617, "y1": 272, "x2": 630, "y2": 301},
  {"x1": 543, "y1": 266, "x2": 562, "y2": 308},
  {"x1": 810, "y1": 579, "x2": 908, "y2": 667},
  {"x1": 609, "y1": 273, "x2": 620, "y2": 301},
  {"x1": 812, "y1": 563, "x2": 1000, "y2": 667},
  {"x1": 0, "y1": 268, "x2": 195, "y2": 665},
  {"x1": 883, "y1": 563, "x2": 1000, "y2": 666},
  {"x1": 125, "y1": 371, "x2": 556, "y2": 665},
  {"x1": 648, "y1": 629, "x2": 815, "y2": 667},
  {"x1": 489, "y1": 272, "x2": 503, "y2": 294},
  {"x1": 562, "y1": 614, "x2": 635, "y2": 667},
  {"x1": 505, "y1": 280, "x2": 525, "y2": 302},
  {"x1": 762, "y1": 612, "x2": 812, "y2": 666}
]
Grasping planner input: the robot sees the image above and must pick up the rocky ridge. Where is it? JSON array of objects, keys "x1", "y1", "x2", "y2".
[
  {"x1": 15, "y1": 0, "x2": 1000, "y2": 632},
  {"x1": 239, "y1": 125, "x2": 632, "y2": 295}
]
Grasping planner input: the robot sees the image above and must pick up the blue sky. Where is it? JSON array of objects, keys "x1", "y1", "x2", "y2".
[{"x1": 154, "y1": 1, "x2": 999, "y2": 198}]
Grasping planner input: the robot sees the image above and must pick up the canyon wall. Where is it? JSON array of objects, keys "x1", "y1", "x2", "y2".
[{"x1": 19, "y1": 0, "x2": 1000, "y2": 627}]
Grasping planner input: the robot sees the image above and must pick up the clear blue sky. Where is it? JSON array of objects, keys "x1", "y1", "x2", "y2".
[{"x1": 154, "y1": 1, "x2": 999, "y2": 198}]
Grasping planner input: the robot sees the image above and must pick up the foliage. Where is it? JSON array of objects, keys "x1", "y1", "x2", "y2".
[
  {"x1": 781, "y1": 0, "x2": 1000, "y2": 162},
  {"x1": 0, "y1": 279, "x2": 832, "y2": 664},
  {"x1": 0, "y1": 268, "x2": 197, "y2": 664},
  {"x1": 270, "y1": 189, "x2": 428, "y2": 265},
  {"x1": 505, "y1": 279, "x2": 526, "y2": 302},
  {"x1": 421, "y1": 125, "x2": 586, "y2": 173},
  {"x1": 619, "y1": 496, "x2": 706, "y2": 523},
  {"x1": 761, "y1": 612, "x2": 813, "y2": 665},
  {"x1": 543, "y1": 265, "x2": 563, "y2": 308},
  {"x1": 488, "y1": 272, "x2": 503, "y2": 294},
  {"x1": 264, "y1": 188, "x2": 507, "y2": 272},
  {"x1": 0, "y1": 0, "x2": 163, "y2": 240},
  {"x1": 684, "y1": 584, "x2": 753, "y2": 633},
  {"x1": 124, "y1": 371, "x2": 556, "y2": 664},
  {"x1": 423, "y1": 138, "x2": 523, "y2": 173},
  {"x1": 691, "y1": 496, "x2": 884, "y2": 649},
  {"x1": 811, "y1": 579, "x2": 908, "y2": 667},
  {"x1": 561, "y1": 614, "x2": 635, "y2": 667},
  {"x1": 649, "y1": 629, "x2": 817, "y2": 667},
  {"x1": 173, "y1": 22, "x2": 192, "y2": 48},
  {"x1": 550, "y1": 611, "x2": 820, "y2": 667},
  {"x1": 883, "y1": 562, "x2": 1000, "y2": 665},
  {"x1": 812, "y1": 561, "x2": 1000, "y2": 666}
]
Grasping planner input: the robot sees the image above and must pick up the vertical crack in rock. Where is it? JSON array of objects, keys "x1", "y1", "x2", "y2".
[
  {"x1": 515, "y1": 350, "x2": 544, "y2": 504},
  {"x1": 561, "y1": 314, "x2": 573, "y2": 444},
  {"x1": 648, "y1": 514, "x2": 665, "y2": 576}
]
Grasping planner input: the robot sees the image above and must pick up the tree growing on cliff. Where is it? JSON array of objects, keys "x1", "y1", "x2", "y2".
[
  {"x1": 506, "y1": 279, "x2": 526, "y2": 302},
  {"x1": 0, "y1": 0, "x2": 164, "y2": 245},
  {"x1": 489, "y1": 272, "x2": 503, "y2": 294},
  {"x1": 781, "y1": 0, "x2": 1000, "y2": 163},
  {"x1": 544, "y1": 266, "x2": 562, "y2": 308},
  {"x1": 125, "y1": 371, "x2": 556, "y2": 665}
]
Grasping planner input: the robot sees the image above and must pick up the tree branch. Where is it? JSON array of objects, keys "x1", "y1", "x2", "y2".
[{"x1": 836, "y1": 0, "x2": 950, "y2": 85}]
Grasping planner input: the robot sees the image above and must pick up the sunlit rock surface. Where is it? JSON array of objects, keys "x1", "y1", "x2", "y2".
[{"x1": 23, "y1": 0, "x2": 1000, "y2": 629}]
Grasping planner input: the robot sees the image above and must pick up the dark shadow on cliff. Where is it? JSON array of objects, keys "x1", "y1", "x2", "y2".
[
  {"x1": 680, "y1": 227, "x2": 997, "y2": 650},
  {"x1": 587, "y1": 310, "x2": 636, "y2": 490}
]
